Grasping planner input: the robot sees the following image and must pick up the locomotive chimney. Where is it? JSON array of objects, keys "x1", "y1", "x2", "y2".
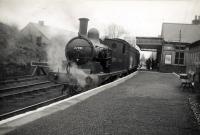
[{"x1": 78, "y1": 18, "x2": 89, "y2": 37}]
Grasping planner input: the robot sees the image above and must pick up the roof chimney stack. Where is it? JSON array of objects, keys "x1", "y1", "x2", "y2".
[
  {"x1": 192, "y1": 15, "x2": 200, "y2": 24},
  {"x1": 78, "y1": 18, "x2": 89, "y2": 37},
  {"x1": 38, "y1": 21, "x2": 44, "y2": 26}
]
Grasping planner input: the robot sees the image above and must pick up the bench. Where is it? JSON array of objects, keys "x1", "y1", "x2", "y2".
[{"x1": 180, "y1": 72, "x2": 195, "y2": 91}]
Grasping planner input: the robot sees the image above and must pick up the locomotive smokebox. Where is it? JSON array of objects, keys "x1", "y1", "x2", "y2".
[{"x1": 78, "y1": 18, "x2": 89, "y2": 37}]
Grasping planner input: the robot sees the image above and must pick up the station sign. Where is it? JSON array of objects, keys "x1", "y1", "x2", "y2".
[{"x1": 31, "y1": 61, "x2": 49, "y2": 67}]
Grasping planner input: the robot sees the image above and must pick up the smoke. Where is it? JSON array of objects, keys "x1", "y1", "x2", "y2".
[
  {"x1": 46, "y1": 32, "x2": 72, "y2": 73},
  {"x1": 0, "y1": 0, "x2": 94, "y2": 31},
  {"x1": 68, "y1": 63, "x2": 88, "y2": 87},
  {"x1": 67, "y1": 63, "x2": 98, "y2": 89}
]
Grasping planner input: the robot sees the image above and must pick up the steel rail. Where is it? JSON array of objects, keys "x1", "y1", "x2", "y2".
[
  {"x1": 0, "y1": 84, "x2": 63, "y2": 99},
  {"x1": 0, "y1": 81, "x2": 51, "y2": 92},
  {"x1": 0, "y1": 94, "x2": 69, "y2": 121},
  {"x1": 0, "y1": 76, "x2": 39, "y2": 84}
]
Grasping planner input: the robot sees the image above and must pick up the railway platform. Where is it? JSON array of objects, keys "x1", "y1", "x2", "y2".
[{"x1": 0, "y1": 71, "x2": 199, "y2": 135}]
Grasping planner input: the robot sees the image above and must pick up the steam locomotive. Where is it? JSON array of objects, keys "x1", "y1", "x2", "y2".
[{"x1": 51, "y1": 18, "x2": 140, "y2": 91}]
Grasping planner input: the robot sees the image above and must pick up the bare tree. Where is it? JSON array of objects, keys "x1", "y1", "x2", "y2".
[{"x1": 105, "y1": 23, "x2": 127, "y2": 39}]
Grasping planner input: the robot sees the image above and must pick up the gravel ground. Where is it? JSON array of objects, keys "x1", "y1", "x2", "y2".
[
  {"x1": 5, "y1": 71, "x2": 200, "y2": 135},
  {"x1": 189, "y1": 95, "x2": 200, "y2": 129}
]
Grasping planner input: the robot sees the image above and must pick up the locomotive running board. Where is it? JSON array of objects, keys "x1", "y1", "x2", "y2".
[{"x1": 96, "y1": 70, "x2": 128, "y2": 85}]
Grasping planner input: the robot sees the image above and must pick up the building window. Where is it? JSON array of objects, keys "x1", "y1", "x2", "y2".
[
  {"x1": 175, "y1": 52, "x2": 184, "y2": 65},
  {"x1": 174, "y1": 45, "x2": 185, "y2": 65},
  {"x1": 36, "y1": 36, "x2": 42, "y2": 46}
]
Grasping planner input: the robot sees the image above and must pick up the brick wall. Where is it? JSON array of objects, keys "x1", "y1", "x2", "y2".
[{"x1": 159, "y1": 64, "x2": 186, "y2": 73}]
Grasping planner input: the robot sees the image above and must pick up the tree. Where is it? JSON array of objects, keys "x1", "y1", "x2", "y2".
[
  {"x1": 104, "y1": 23, "x2": 127, "y2": 39},
  {"x1": 0, "y1": 23, "x2": 19, "y2": 65}
]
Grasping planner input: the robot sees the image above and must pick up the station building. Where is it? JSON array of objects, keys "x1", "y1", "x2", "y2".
[
  {"x1": 160, "y1": 22, "x2": 200, "y2": 73},
  {"x1": 137, "y1": 16, "x2": 200, "y2": 73}
]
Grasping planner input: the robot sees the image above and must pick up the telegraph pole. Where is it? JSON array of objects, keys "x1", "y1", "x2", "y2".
[
  {"x1": 178, "y1": 29, "x2": 182, "y2": 64},
  {"x1": 179, "y1": 29, "x2": 181, "y2": 43}
]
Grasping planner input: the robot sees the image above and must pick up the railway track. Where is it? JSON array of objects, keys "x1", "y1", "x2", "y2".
[
  {"x1": 0, "y1": 76, "x2": 49, "y2": 91},
  {"x1": 0, "y1": 94, "x2": 69, "y2": 121},
  {"x1": 0, "y1": 82, "x2": 62, "y2": 98},
  {"x1": 0, "y1": 75, "x2": 74, "y2": 120},
  {"x1": 0, "y1": 81, "x2": 51, "y2": 95},
  {"x1": 0, "y1": 83, "x2": 66, "y2": 120},
  {"x1": 0, "y1": 75, "x2": 38, "y2": 85}
]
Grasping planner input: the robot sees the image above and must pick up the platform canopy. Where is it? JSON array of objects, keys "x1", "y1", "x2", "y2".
[{"x1": 136, "y1": 37, "x2": 163, "y2": 51}]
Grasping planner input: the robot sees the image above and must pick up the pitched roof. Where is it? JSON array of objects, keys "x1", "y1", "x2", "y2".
[
  {"x1": 189, "y1": 40, "x2": 200, "y2": 49},
  {"x1": 161, "y1": 23, "x2": 200, "y2": 43},
  {"x1": 21, "y1": 22, "x2": 76, "y2": 40}
]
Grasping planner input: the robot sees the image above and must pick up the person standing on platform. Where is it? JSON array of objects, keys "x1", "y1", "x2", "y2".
[
  {"x1": 151, "y1": 59, "x2": 154, "y2": 70},
  {"x1": 146, "y1": 58, "x2": 151, "y2": 70}
]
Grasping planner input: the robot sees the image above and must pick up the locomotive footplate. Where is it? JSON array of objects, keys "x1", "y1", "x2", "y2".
[{"x1": 97, "y1": 70, "x2": 127, "y2": 85}]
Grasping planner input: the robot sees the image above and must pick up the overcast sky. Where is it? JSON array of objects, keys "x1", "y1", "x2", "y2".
[{"x1": 0, "y1": 0, "x2": 200, "y2": 37}]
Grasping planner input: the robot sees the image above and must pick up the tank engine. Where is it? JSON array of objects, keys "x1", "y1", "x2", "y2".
[{"x1": 52, "y1": 18, "x2": 140, "y2": 91}]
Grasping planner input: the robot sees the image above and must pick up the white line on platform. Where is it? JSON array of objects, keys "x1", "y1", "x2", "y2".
[
  {"x1": 139, "y1": 70, "x2": 173, "y2": 75},
  {"x1": 0, "y1": 71, "x2": 138, "y2": 134}
]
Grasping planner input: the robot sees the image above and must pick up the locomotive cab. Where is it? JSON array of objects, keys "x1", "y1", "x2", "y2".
[
  {"x1": 88, "y1": 28, "x2": 112, "y2": 72},
  {"x1": 87, "y1": 28, "x2": 112, "y2": 61}
]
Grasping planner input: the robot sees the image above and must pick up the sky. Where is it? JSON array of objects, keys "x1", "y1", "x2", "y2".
[{"x1": 0, "y1": 0, "x2": 200, "y2": 37}]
